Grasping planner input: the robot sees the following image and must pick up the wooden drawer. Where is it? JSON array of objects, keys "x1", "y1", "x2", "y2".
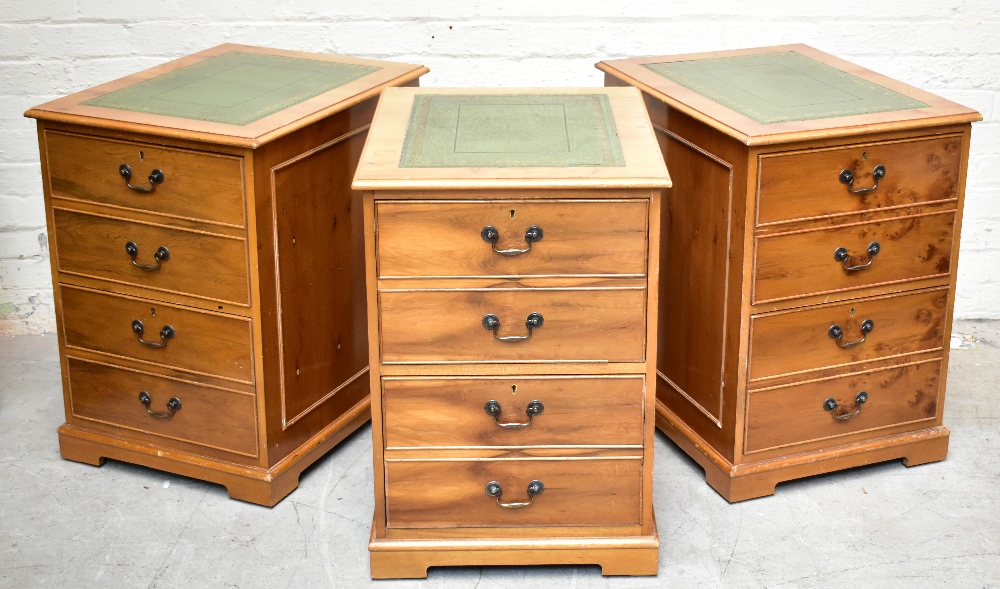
[
  {"x1": 67, "y1": 357, "x2": 257, "y2": 456},
  {"x1": 378, "y1": 288, "x2": 646, "y2": 363},
  {"x1": 385, "y1": 457, "x2": 642, "y2": 528},
  {"x1": 745, "y1": 359, "x2": 941, "y2": 453},
  {"x1": 753, "y1": 211, "x2": 954, "y2": 304},
  {"x1": 53, "y1": 208, "x2": 251, "y2": 306},
  {"x1": 382, "y1": 376, "x2": 645, "y2": 448},
  {"x1": 757, "y1": 134, "x2": 963, "y2": 226},
  {"x1": 748, "y1": 289, "x2": 949, "y2": 382},
  {"x1": 60, "y1": 286, "x2": 254, "y2": 383},
  {"x1": 375, "y1": 200, "x2": 648, "y2": 278},
  {"x1": 45, "y1": 131, "x2": 246, "y2": 227}
]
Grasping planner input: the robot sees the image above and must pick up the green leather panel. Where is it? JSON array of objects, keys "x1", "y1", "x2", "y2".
[
  {"x1": 399, "y1": 94, "x2": 625, "y2": 168},
  {"x1": 84, "y1": 51, "x2": 380, "y2": 125},
  {"x1": 643, "y1": 51, "x2": 927, "y2": 124}
]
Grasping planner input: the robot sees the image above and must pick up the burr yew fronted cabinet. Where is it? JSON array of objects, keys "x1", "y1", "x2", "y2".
[
  {"x1": 25, "y1": 44, "x2": 427, "y2": 506},
  {"x1": 353, "y1": 87, "x2": 670, "y2": 577},
  {"x1": 598, "y1": 45, "x2": 981, "y2": 502}
]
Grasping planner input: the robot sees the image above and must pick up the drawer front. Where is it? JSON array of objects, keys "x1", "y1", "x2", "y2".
[
  {"x1": 748, "y1": 289, "x2": 949, "y2": 381},
  {"x1": 379, "y1": 288, "x2": 646, "y2": 363},
  {"x1": 60, "y1": 286, "x2": 254, "y2": 383},
  {"x1": 753, "y1": 211, "x2": 954, "y2": 304},
  {"x1": 67, "y1": 358, "x2": 257, "y2": 456},
  {"x1": 382, "y1": 376, "x2": 645, "y2": 448},
  {"x1": 45, "y1": 131, "x2": 246, "y2": 227},
  {"x1": 757, "y1": 134, "x2": 963, "y2": 225},
  {"x1": 385, "y1": 457, "x2": 642, "y2": 528},
  {"x1": 745, "y1": 359, "x2": 942, "y2": 453},
  {"x1": 375, "y1": 200, "x2": 648, "y2": 277},
  {"x1": 53, "y1": 208, "x2": 251, "y2": 306}
]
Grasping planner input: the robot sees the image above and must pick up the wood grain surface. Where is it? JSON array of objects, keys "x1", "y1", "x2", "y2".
[
  {"x1": 753, "y1": 210, "x2": 955, "y2": 304},
  {"x1": 757, "y1": 133, "x2": 963, "y2": 226},
  {"x1": 596, "y1": 44, "x2": 982, "y2": 145},
  {"x1": 375, "y1": 199, "x2": 648, "y2": 277},
  {"x1": 655, "y1": 124, "x2": 736, "y2": 426},
  {"x1": 745, "y1": 359, "x2": 942, "y2": 453},
  {"x1": 269, "y1": 126, "x2": 370, "y2": 427},
  {"x1": 381, "y1": 375, "x2": 645, "y2": 448},
  {"x1": 53, "y1": 207, "x2": 251, "y2": 306},
  {"x1": 748, "y1": 288, "x2": 949, "y2": 381},
  {"x1": 60, "y1": 285, "x2": 254, "y2": 383},
  {"x1": 45, "y1": 130, "x2": 246, "y2": 227},
  {"x1": 378, "y1": 287, "x2": 647, "y2": 363},
  {"x1": 384, "y1": 457, "x2": 643, "y2": 528},
  {"x1": 67, "y1": 357, "x2": 258, "y2": 456}
]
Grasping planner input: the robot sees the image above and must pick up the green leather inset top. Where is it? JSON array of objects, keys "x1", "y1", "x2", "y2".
[
  {"x1": 643, "y1": 51, "x2": 928, "y2": 124},
  {"x1": 399, "y1": 94, "x2": 625, "y2": 168},
  {"x1": 84, "y1": 51, "x2": 380, "y2": 125}
]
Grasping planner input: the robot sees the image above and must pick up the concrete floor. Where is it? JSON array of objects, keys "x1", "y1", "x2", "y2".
[{"x1": 1, "y1": 321, "x2": 998, "y2": 588}]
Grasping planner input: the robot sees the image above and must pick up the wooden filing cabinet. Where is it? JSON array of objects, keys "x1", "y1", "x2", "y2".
[
  {"x1": 25, "y1": 44, "x2": 427, "y2": 506},
  {"x1": 352, "y1": 88, "x2": 671, "y2": 577},
  {"x1": 598, "y1": 44, "x2": 981, "y2": 501}
]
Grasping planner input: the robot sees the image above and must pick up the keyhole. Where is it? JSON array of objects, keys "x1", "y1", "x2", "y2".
[
  {"x1": 510, "y1": 209, "x2": 515, "y2": 219},
  {"x1": 139, "y1": 151, "x2": 144, "y2": 161},
  {"x1": 150, "y1": 307, "x2": 156, "y2": 317},
  {"x1": 511, "y1": 384, "x2": 517, "y2": 395},
  {"x1": 850, "y1": 307, "x2": 856, "y2": 317},
  {"x1": 862, "y1": 152, "x2": 867, "y2": 161}
]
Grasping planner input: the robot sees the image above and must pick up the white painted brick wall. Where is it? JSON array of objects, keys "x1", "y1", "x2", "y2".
[{"x1": 1, "y1": 0, "x2": 998, "y2": 333}]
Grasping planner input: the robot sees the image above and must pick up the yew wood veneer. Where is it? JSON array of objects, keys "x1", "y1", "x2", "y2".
[
  {"x1": 353, "y1": 87, "x2": 670, "y2": 577},
  {"x1": 598, "y1": 44, "x2": 981, "y2": 501},
  {"x1": 25, "y1": 44, "x2": 427, "y2": 506}
]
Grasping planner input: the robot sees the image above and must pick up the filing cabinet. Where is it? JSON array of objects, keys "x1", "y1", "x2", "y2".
[
  {"x1": 353, "y1": 87, "x2": 670, "y2": 577},
  {"x1": 598, "y1": 44, "x2": 981, "y2": 501},
  {"x1": 26, "y1": 44, "x2": 427, "y2": 506}
]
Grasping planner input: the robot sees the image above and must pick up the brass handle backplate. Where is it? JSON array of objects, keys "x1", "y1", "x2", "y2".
[
  {"x1": 484, "y1": 399, "x2": 544, "y2": 428},
  {"x1": 834, "y1": 242, "x2": 881, "y2": 272},
  {"x1": 484, "y1": 479, "x2": 544, "y2": 509},
  {"x1": 828, "y1": 319, "x2": 874, "y2": 349},
  {"x1": 132, "y1": 319, "x2": 175, "y2": 348},
  {"x1": 482, "y1": 312, "x2": 544, "y2": 342},
  {"x1": 839, "y1": 165, "x2": 886, "y2": 195},
  {"x1": 823, "y1": 391, "x2": 869, "y2": 421},
  {"x1": 125, "y1": 241, "x2": 169, "y2": 271},
  {"x1": 139, "y1": 391, "x2": 181, "y2": 419},
  {"x1": 481, "y1": 225, "x2": 543, "y2": 256},
  {"x1": 119, "y1": 163, "x2": 165, "y2": 193}
]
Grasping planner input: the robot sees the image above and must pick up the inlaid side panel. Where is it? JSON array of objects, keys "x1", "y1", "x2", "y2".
[
  {"x1": 656, "y1": 127, "x2": 733, "y2": 424},
  {"x1": 272, "y1": 129, "x2": 370, "y2": 428}
]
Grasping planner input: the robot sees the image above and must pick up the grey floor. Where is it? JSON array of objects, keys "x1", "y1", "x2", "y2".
[{"x1": 1, "y1": 322, "x2": 998, "y2": 588}]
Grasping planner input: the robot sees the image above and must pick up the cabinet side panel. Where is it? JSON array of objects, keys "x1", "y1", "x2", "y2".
[
  {"x1": 655, "y1": 124, "x2": 730, "y2": 423},
  {"x1": 651, "y1": 102, "x2": 748, "y2": 461},
  {"x1": 271, "y1": 130, "x2": 369, "y2": 426},
  {"x1": 254, "y1": 98, "x2": 377, "y2": 465}
]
